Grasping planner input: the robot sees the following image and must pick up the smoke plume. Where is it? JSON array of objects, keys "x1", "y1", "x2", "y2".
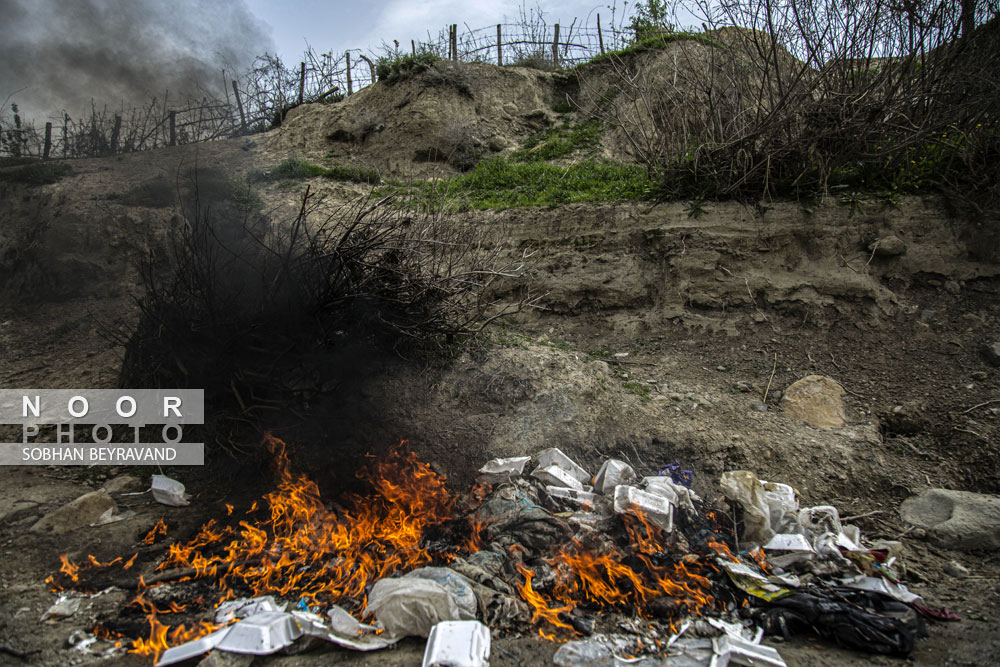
[{"x1": 0, "y1": 0, "x2": 273, "y2": 120}]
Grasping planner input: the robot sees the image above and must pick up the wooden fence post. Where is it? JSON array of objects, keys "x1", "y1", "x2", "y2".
[
  {"x1": 110, "y1": 114, "x2": 122, "y2": 154},
  {"x1": 232, "y1": 80, "x2": 246, "y2": 131},
  {"x1": 298, "y1": 61, "x2": 306, "y2": 104},
  {"x1": 62, "y1": 114, "x2": 69, "y2": 157},
  {"x1": 552, "y1": 23, "x2": 560, "y2": 67},
  {"x1": 346, "y1": 51, "x2": 353, "y2": 95},
  {"x1": 169, "y1": 110, "x2": 176, "y2": 146},
  {"x1": 358, "y1": 54, "x2": 376, "y2": 85},
  {"x1": 451, "y1": 24, "x2": 458, "y2": 62},
  {"x1": 411, "y1": 39, "x2": 416, "y2": 55},
  {"x1": 43, "y1": 122, "x2": 52, "y2": 159},
  {"x1": 497, "y1": 24, "x2": 502, "y2": 65},
  {"x1": 597, "y1": 14, "x2": 605, "y2": 54}
]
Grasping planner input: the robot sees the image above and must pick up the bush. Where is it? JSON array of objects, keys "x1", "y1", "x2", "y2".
[
  {"x1": 113, "y1": 183, "x2": 531, "y2": 452},
  {"x1": 375, "y1": 52, "x2": 439, "y2": 84},
  {"x1": 0, "y1": 161, "x2": 73, "y2": 186}
]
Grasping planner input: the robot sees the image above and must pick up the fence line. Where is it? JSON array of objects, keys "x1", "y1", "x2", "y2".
[{"x1": 1, "y1": 12, "x2": 638, "y2": 159}]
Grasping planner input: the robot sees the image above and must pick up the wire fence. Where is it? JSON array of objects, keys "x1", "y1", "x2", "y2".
[{"x1": 0, "y1": 12, "x2": 636, "y2": 160}]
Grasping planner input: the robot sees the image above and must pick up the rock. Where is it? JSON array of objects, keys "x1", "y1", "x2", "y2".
[
  {"x1": 487, "y1": 135, "x2": 507, "y2": 152},
  {"x1": 30, "y1": 490, "x2": 117, "y2": 534},
  {"x1": 198, "y1": 652, "x2": 254, "y2": 667},
  {"x1": 943, "y1": 280, "x2": 961, "y2": 295},
  {"x1": 781, "y1": 375, "x2": 847, "y2": 429},
  {"x1": 982, "y1": 342, "x2": 1000, "y2": 367},
  {"x1": 734, "y1": 381, "x2": 753, "y2": 393},
  {"x1": 102, "y1": 474, "x2": 143, "y2": 494},
  {"x1": 870, "y1": 235, "x2": 906, "y2": 256},
  {"x1": 943, "y1": 560, "x2": 970, "y2": 578},
  {"x1": 971, "y1": 371, "x2": 988, "y2": 381},
  {"x1": 900, "y1": 488, "x2": 1000, "y2": 551},
  {"x1": 751, "y1": 402, "x2": 768, "y2": 412}
]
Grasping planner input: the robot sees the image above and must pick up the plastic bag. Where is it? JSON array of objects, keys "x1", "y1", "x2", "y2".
[
  {"x1": 720, "y1": 471, "x2": 774, "y2": 543},
  {"x1": 365, "y1": 577, "x2": 463, "y2": 638}
]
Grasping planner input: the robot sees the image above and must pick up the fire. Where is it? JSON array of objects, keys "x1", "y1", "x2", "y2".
[
  {"x1": 514, "y1": 518, "x2": 718, "y2": 635},
  {"x1": 50, "y1": 434, "x2": 471, "y2": 662}
]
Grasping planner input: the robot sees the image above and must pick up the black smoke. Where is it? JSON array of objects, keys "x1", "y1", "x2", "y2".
[{"x1": 0, "y1": 0, "x2": 273, "y2": 120}]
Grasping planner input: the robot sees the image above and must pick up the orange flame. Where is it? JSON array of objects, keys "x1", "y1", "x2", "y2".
[{"x1": 53, "y1": 435, "x2": 471, "y2": 660}]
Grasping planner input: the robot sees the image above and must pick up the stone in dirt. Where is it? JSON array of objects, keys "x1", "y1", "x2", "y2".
[
  {"x1": 781, "y1": 375, "x2": 847, "y2": 429},
  {"x1": 870, "y1": 235, "x2": 906, "y2": 257},
  {"x1": 30, "y1": 490, "x2": 116, "y2": 534},
  {"x1": 982, "y1": 341, "x2": 1000, "y2": 367},
  {"x1": 197, "y1": 652, "x2": 254, "y2": 667},
  {"x1": 101, "y1": 474, "x2": 143, "y2": 494},
  {"x1": 900, "y1": 488, "x2": 1000, "y2": 551}
]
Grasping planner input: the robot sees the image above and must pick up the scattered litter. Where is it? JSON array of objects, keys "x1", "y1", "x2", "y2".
[
  {"x1": 841, "y1": 575, "x2": 920, "y2": 604},
  {"x1": 156, "y1": 627, "x2": 231, "y2": 666},
  {"x1": 478, "y1": 456, "x2": 531, "y2": 481},
  {"x1": 552, "y1": 639, "x2": 613, "y2": 666},
  {"x1": 532, "y1": 464, "x2": 585, "y2": 491},
  {"x1": 594, "y1": 459, "x2": 637, "y2": 495},
  {"x1": 150, "y1": 475, "x2": 190, "y2": 506},
  {"x1": 214, "y1": 596, "x2": 285, "y2": 623},
  {"x1": 612, "y1": 485, "x2": 674, "y2": 532},
  {"x1": 536, "y1": 448, "x2": 591, "y2": 485},
  {"x1": 720, "y1": 471, "x2": 774, "y2": 543},
  {"x1": 405, "y1": 567, "x2": 478, "y2": 620},
  {"x1": 41, "y1": 594, "x2": 81, "y2": 621},
  {"x1": 422, "y1": 620, "x2": 491, "y2": 667},
  {"x1": 713, "y1": 633, "x2": 786, "y2": 667},
  {"x1": 658, "y1": 461, "x2": 693, "y2": 488},
  {"x1": 366, "y1": 576, "x2": 467, "y2": 638},
  {"x1": 546, "y1": 485, "x2": 603, "y2": 509},
  {"x1": 214, "y1": 610, "x2": 301, "y2": 654},
  {"x1": 763, "y1": 533, "x2": 814, "y2": 553},
  {"x1": 718, "y1": 560, "x2": 792, "y2": 602}
]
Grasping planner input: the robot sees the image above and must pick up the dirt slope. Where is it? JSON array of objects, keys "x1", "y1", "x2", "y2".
[{"x1": 0, "y1": 58, "x2": 998, "y2": 666}]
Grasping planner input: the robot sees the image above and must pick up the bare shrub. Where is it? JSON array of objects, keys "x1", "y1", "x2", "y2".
[
  {"x1": 110, "y1": 175, "x2": 533, "y2": 450},
  {"x1": 590, "y1": 0, "x2": 1000, "y2": 215}
]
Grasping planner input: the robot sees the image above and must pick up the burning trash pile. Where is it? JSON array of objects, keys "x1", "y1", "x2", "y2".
[{"x1": 44, "y1": 435, "x2": 947, "y2": 666}]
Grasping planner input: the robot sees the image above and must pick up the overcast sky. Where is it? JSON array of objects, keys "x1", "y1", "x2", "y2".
[
  {"x1": 244, "y1": 1, "x2": 639, "y2": 62},
  {"x1": 1, "y1": 1, "x2": 694, "y2": 120}
]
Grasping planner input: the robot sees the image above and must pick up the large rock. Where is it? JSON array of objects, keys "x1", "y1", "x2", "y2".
[
  {"x1": 30, "y1": 490, "x2": 116, "y2": 534},
  {"x1": 869, "y1": 235, "x2": 906, "y2": 257},
  {"x1": 900, "y1": 488, "x2": 1000, "y2": 551},
  {"x1": 781, "y1": 375, "x2": 847, "y2": 429},
  {"x1": 983, "y1": 341, "x2": 1000, "y2": 367}
]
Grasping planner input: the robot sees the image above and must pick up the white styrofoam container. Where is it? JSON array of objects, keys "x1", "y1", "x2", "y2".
[
  {"x1": 612, "y1": 485, "x2": 674, "y2": 533},
  {"x1": 478, "y1": 456, "x2": 531, "y2": 476},
  {"x1": 535, "y1": 448, "x2": 591, "y2": 484},
  {"x1": 422, "y1": 620, "x2": 491, "y2": 667},
  {"x1": 531, "y1": 464, "x2": 584, "y2": 491},
  {"x1": 545, "y1": 485, "x2": 602, "y2": 509}
]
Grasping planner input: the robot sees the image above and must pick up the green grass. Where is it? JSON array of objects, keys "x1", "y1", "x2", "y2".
[
  {"x1": 375, "y1": 52, "x2": 439, "y2": 84},
  {"x1": 406, "y1": 157, "x2": 653, "y2": 210},
  {"x1": 587, "y1": 31, "x2": 723, "y2": 66},
  {"x1": 512, "y1": 121, "x2": 601, "y2": 162},
  {"x1": 622, "y1": 381, "x2": 652, "y2": 402},
  {"x1": 0, "y1": 161, "x2": 73, "y2": 186},
  {"x1": 256, "y1": 158, "x2": 380, "y2": 184}
]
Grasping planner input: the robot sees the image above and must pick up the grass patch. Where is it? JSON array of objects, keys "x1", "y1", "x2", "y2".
[
  {"x1": 375, "y1": 52, "x2": 439, "y2": 84},
  {"x1": 512, "y1": 121, "x2": 601, "y2": 162},
  {"x1": 256, "y1": 158, "x2": 380, "y2": 184},
  {"x1": 406, "y1": 157, "x2": 652, "y2": 210},
  {"x1": 0, "y1": 161, "x2": 73, "y2": 186},
  {"x1": 587, "y1": 31, "x2": 723, "y2": 66},
  {"x1": 622, "y1": 381, "x2": 652, "y2": 402}
]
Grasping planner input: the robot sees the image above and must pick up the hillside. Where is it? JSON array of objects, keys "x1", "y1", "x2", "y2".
[{"x1": 1, "y1": 49, "x2": 999, "y2": 666}]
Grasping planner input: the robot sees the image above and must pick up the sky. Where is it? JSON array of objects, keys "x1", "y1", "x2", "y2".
[
  {"x1": 0, "y1": 0, "x2": 692, "y2": 121},
  {"x1": 244, "y1": 1, "x2": 639, "y2": 63}
]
